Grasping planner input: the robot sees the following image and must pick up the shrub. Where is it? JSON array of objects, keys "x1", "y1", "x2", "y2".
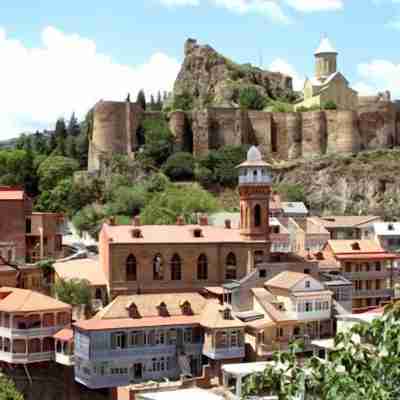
[
  {"x1": 162, "y1": 152, "x2": 195, "y2": 181},
  {"x1": 105, "y1": 185, "x2": 147, "y2": 216},
  {"x1": 238, "y1": 87, "x2": 267, "y2": 110},
  {"x1": 172, "y1": 92, "x2": 193, "y2": 111},
  {"x1": 323, "y1": 100, "x2": 338, "y2": 110}
]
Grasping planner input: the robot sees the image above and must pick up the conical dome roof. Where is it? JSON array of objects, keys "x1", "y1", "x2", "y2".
[
  {"x1": 247, "y1": 146, "x2": 262, "y2": 162},
  {"x1": 315, "y1": 36, "x2": 337, "y2": 55}
]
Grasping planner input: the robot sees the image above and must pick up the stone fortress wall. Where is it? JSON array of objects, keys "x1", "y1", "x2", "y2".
[{"x1": 88, "y1": 97, "x2": 400, "y2": 172}]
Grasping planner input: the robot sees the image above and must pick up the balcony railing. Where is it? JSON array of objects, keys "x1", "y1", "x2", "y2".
[
  {"x1": 0, "y1": 351, "x2": 53, "y2": 364},
  {"x1": 0, "y1": 325, "x2": 65, "y2": 338},
  {"x1": 352, "y1": 288, "x2": 394, "y2": 299},
  {"x1": 259, "y1": 335, "x2": 313, "y2": 355},
  {"x1": 239, "y1": 176, "x2": 272, "y2": 185},
  {"x1": 55, "y1": 352, "x2": 74, "y2": 366},
  {"x1": 202, "y1": 345, "x2": 245, "y2": 360},
  {"x1": 343, "y1": 271, "x2": 391, "y2": 280}
]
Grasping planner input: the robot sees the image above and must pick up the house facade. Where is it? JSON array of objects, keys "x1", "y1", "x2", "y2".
[
  {"x1": 73, "y1": 293, "x2": 245, "y2": 389},
  {"x1": 0, "y1": 287, "x2": 71, "y2": 364}
]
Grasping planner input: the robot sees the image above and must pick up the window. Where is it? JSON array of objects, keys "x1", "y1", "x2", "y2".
[
  {"x1": 26, "y1": 218, "x2": 32, "y2": 234},
  {"x1": 223, "y1": 308, "x2": 232, "y2": 320},
  {"x1": 225, "y1": 252, "x2": 237, "y2": 280},
  {"x1": 220, "y1": 331, "x2": 228, "y2": 347},
  {"x1": 111, "y1": 332, "x2": 126, "y2": 349},
  {"x1": 259, "y1": 269, "x2": 267, "y2": 278},
  {"x1": 153, "y1": 254, "x2": 164, "y2": 280},
  {"x1": 197, "y1": 254, "x2": 208, "y2": 280},
  {"x1": 126, "y1": 254, "x2": 137, "y2": 281},
  {"x1": 170, "y1": 254, "x2": 182, "y2": 281},
  {"x1": 254, "y1": 205, "x2": 262, "y2": 227},
  {"x1": 158, "y1": 302, "x2": 168, "y2": 317},
  {"x1": 254, "y1": 251, "x2": 264, "y2": 265},
  {"x1": 345, "y1": 263, "x2": 352, "y2": 273},
  {"x1": 276, "y1": 327, "x2": 284, "y2": 338},
  {"x1": 184, "y1": 328, "x2": 192, "y2": 344},
  {"x1": 305, "y1": 301, "x2": 312, "y2": 312},
  {"x1": 231, "y1": 330, "x2": 239, "y2": 347},
  {"x1": 376, "y1": 262, "x2": 382, "y2": 271},
  {"x1": 376, "y1": 280, "x2": 382, "y2": 290},
  {"x1": 351, "y1": 242, "x2": 361, "y2": 251},
  {"x1": 155, "y1": 331, "x2": 165, "y2": 345},
  {"x1": 129, "y1": 331, "x2": 143, "y2": 347},
  {"x1": 193, "y1": 229, "x2": 203, "y2": 238},
  {"x1": 305, "y1": 281, "x2": 311, "y2": 289},
  {"x1": 168, "y1": 329, "x2": 177, "y2": 345},
  {"x1": 366, "y1": 281, "x2": 372, "y2": 290}
]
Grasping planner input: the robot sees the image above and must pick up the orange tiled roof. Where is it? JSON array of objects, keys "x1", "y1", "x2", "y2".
[
  {"x1": 0, "y1": 187, "x2": 25, "y2": 201},
  {"x1": 0, "y1": 287, "x2": 71, "y2": 313},
  {"x1": 264, "y1": 271, "x2": 309, "y2": 290},
  {"x1": 54, "y1": 259, "x2": 107, "y2": 287},
  {"x1": 53, "y1": 328, "x2": 73, "y2": 342},
  {"x1": 200, "y1": 301, "x2": 245, "y2": 329},
  {"x1": 315, "y1": 216, "x2": 381, "y2": 228},
  {"x1": 251, "y1": 288, "x2": 291, "y2": 323},
  {"x1": 74, "y1": 315, "x2": 201, "y2": 331},
  {"x1": 103, "y1": 223, "x2": 266, "y2": 244},
  {"x1": 328, "y1": 240, "x2": 385, "y2": 253}
]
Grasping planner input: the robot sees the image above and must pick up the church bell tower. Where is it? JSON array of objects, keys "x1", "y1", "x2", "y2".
[
  {"x1": 238, "y1": 146, "x2": 272, "y2": 241},
  {"x1": 315, "y1": 35, "x2": 338, "y2": 81}
]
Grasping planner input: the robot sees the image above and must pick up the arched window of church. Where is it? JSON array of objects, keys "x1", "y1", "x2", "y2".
[
  {"x1": 225, "y1": 252, "x2": 237, "y2": 280},
  {"x1": 254, "y1": 204, "x2": 262, "y2": 227},
  {"x1": 153, "y1": 254, "x2": 164, "y2": 280},
  {"x1": 170, "y1": 254, "x2": 182, "y2": 281},
  {"x1": 197, "y1": 254, "x2": 208, "y2": 280},
  {"x1": 126, "y1": 254, "x2": 137, "y2": 281}
]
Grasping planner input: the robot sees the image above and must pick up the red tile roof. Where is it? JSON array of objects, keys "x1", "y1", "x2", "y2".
[
  {"x1": 74, "y1": 315, "x2": 201, "y2": 331},
  {"x1": 53, "y1": 328, "x2": 73, "y2": 342},
  {"x1": 0, "y1": 187, "x2": 25, "y2": 201}
]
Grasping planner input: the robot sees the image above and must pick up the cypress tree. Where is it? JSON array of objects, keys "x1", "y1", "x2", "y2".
[{"x1": 136, "y1": 89, "x2": 147, "y2": 110}]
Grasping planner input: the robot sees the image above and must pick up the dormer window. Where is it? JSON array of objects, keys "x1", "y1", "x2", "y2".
[
  {"x1": 193, "y1": 229, "x2": 203, "y2": 238},
  {"x1": 131, "y1": 229, "x2": 142, "y2": 238},
  {"x1": 222, "y1": 308, "x2": 232, "y2": 320},
  {"x1": 305, "y1": 281, "x2": 311, "y2": 289},
  {"x1": 388, "y1": 224, "x2": 394, "y2": 231},
  {"x1": 126, "y1": 302, "x2": 140, "y2": 319},
  {"x1": 316, "y1": 252, "x2": 324, "y2": 260},
  {"x1": 180, "y1": 300, "x2": 192, "y2": 315},
  {"x1": 158, "y1": 302, "x2": 168, "y2": 317},
  {"x1": 351, "y1": 242, "x2": 361, "y2": 251}
]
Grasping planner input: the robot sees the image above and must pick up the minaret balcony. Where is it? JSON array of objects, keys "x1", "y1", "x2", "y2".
[{"x1": 239, "y1": 175, "x2": 271, "y2": 185}]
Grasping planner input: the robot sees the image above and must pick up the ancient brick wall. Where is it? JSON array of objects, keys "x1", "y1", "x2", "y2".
[
  {"x1": 169, "y1": 110, "x2": 187, "y2": 152},
  {"x1": 301, "y1": 111, "x2": 326, "y2": 157},
  {"x1": 247, "y1": 111, "x2": 272, "y2": 157}
]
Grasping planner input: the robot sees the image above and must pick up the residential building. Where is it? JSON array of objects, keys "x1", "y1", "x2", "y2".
[
  {"x1": 0, "y1": 287, "x2": 71, "y2": 364},
  {"x1": 244, "y1": 271, "x2": 333, "y2": 360},
  {"x1": 322, "y1": 240, "x2": 399, "y2": 310},
  {"x1": 100, "y1": 146, "x2": 272, "y2": 298},
  {"x1": 72, "y1": 293, "x2": 245, "y2": 389},
  {"x1": 371, "y1": 222, "x2": 400, "y2": 253},
  {"x1": 320, "y1": 272, "x2": 353, "y2": 313},
  {"x1": 281, "y1": 202, "x2": 308, "y2": 219},
  {"x1": 313, "y1": 215, "x2": 381, "y2": 240}
]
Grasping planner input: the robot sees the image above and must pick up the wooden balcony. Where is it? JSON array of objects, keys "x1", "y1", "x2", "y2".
[
  {"x1": 352, "y1": 288, "x2": 393, "y2": 299},
  {"x1": 0, "y1": 350, "x2": 53, "y2": 364}
]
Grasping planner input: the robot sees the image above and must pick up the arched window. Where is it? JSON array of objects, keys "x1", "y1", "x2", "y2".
[
  {"x1": 153, "y1": 254, "x2": 164, "y2": 280},
  {"x1": 254, "y1": 204, "x2": 262, "y2": 227},
  {"x1": 225, "y1": 252, "x2": 237, "y2": 280},
  {"x1": 126, "y1": 254, "x2": 137, "y2": 281},
  {"x1": 197, "y1": 254, "x2": 208, "y2": 280},
  {"x1": 171, "y1": 254, "x2": 182, "y2": 281}
]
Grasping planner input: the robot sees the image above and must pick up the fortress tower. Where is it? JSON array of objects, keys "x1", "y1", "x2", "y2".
[
  {"x1": 238, "y1": 146, "x2": 272, "y2": 241},
  {"x1": 314, "y1": 36, "x2": 338, "y2": 81}
]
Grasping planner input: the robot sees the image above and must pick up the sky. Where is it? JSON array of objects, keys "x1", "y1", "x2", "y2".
[{"x1": 0, "y1": 0, "x2": 399, "y2": 139}]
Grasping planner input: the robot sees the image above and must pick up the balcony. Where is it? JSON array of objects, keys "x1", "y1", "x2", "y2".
[
  {"x1": 55, "y1": 352, "x2": 74, "y2": 366},
  {"x1": 239, "y1": 175, "x2": 271, "y2": 185},
  {"x1": 0, "y1": 350, "x2": 53, "y2": 364},
  {"x1": 258, "y1": 336, "x2": 313, "y2": 356},
  {"x1": 352, "y1": 288, "x2": 394, "y2": 299},
  {"x1": 0, "y1": 325, "x2": 65, "y2": 338},
  {"x1": 343, "y1": 271, "x2": 391, "y2": 280},
  {"x1": 91, "y1": 344, "x2": 177, "y2": 361},
  {"x1": 202, "y1": 345, "x2": 245, "y2": 360}
]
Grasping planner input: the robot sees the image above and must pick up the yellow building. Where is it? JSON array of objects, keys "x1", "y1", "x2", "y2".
[{"x1": 295, "y1": 36, "x2": 358, "y2": 111}]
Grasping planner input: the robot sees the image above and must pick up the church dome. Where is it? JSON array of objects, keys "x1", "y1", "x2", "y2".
[
  {"x1": 315, "y1": 37, "x2": 337, "y2": 55},
  {"x1": 247, "y1": 146, "x2": 262, "y2": 162}
]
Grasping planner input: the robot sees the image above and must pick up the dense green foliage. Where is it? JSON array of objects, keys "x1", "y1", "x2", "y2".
[
  {"x1": 162, "y1": 152, "x2": 195, "y2": 181},
  {"x1": 323, "y1": 100, "x2": 338, "y2": 110},
  {"x1": 0, "y1": 374, "x2": 23, "y2": 400},
  {"x1": 53, "y1": 278, "x2": 92, "y2": 307},
  {"x1": 274, "y1": 183, "x2": 307, "y2": 203},
  {"x1": 141, "y1": 183, "x2": 218, "y2": 225},
  {"x1": 172, "y1": 92, "x2": 193, "y2": 111},
  {"x1": 238, "y1": 86, "x2": 267, "y2": 110},
  {"x1": 243, "y1": 304, "x2": 400, "y2": 400}
]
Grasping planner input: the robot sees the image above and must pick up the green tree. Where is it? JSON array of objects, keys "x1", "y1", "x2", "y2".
[
  {"x1": 72, "y1": 204, "x2": 106, "y2": 239},
  {"x1": 67, "y1": 112, "x2": 81, "y2": 136},
  {"x1": 66, "y1": 136, "x2": 78, "y2": 159},
  {"x1": 138, "y1": 117, "x2": 174, "y2": 167},
  {"x1": 275, "y1": 183, "x2": 306, "y2": 203},
  {"x1": 239, "y1": 87, "x2": 267, "y2": 110},
  {"x1": 32, "y1": 131, "x2": 48, "y2": 154},
  {"x1": 37, "y1": 156, "x2": 79, "y2": 192},
  {"x1": 105, "y1": 185, "x2": 147, "y2": 217},
  {"x1": 243, "y1": 304, "x2": 400, "y2": 400},
  {"x1": 0, "y1": 374, "x2": 23, "y2": 400},
  {"x1": 150, "y1": 94, "x2": 156, "y2": 111},
  {"x1": 162, "y1": 152, "x2": 195, "y2": 181},
  {"x1": 35, "y1": 178, "x2": 74, "y2": 214},
  {"x1": 156, "y1": 91, "x2": 163, "y2": 111},
  {"x1": 323, "y1": 100, "x2": 338, "y2": 110},
  {"x1": 141, "y1": 183, "x2": 218, "y2": 225},
  {"x1": 53, "y1": 278, "x2": 92, "y2": 308},
  {"x1": 137, "y1": 89, "x2": 147, "y2": 110}
]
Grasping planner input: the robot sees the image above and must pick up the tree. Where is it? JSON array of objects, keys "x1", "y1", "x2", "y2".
[
  {"x1": 323, "y1": 100, "x2": 338, "y2": 110},
  {"x1": 162, "y1": 152, "x2": 195, "y2": 181},
  {"x1": 150, "y1": 94, "x2": 156, "y2": 111},
  {"x1": 66, "y1": 136, "x2": 78, "y2": 159},
  {"x1": 67, "y1": 112, "x2": 81, "y2": 137},
  {"x1": 156, "y1": 91, "x2": 163, "y2": 111},
  {"x1": 72, "y1": 204, "x2": 106, "y2": 239},
  {"x1": 137, "y1": 89, "x2": 147, "y2": 111},
  {"x1": 55, "y1": 118, "x2": 67, "y2": 140},
  {"x1": 243, "y1": 303, "x2": 400, "y2": 400},
  {"x1": 141, "y1": 183, "x2": 218, "y2": 225},
  {"x1": 105, "y1": 185, "x2": 147, "y2": 217},
  {"x1": 0, "y1": 374, "x2": 23, "y2": 400},
  {"x1": 53, "y1": 278, "x2": 92, "y2": 308},
  {"x1": 239, "y1": 87, "x2": 267, "y2": 110},
  {"x1": 37, "y1": 156, "x2": 79, "y2": 192}
]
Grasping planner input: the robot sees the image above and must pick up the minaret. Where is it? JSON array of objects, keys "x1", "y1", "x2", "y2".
[
  {"x1": 238, "y1": 146, "x2": 272, "y2": 241},
  {"x1": 314, "y1": 35, "x2": 338, "y2": 81}
]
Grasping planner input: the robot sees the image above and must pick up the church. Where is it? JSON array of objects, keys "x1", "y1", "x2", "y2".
[{"x1": 295, "y1": 36, "x2": 358, "y2": 111}]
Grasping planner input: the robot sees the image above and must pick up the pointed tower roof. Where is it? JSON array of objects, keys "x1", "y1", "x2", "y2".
[
  {"x1": 315, "y1": 36, "x2": 337, "y2": 55},
  {"x1": 237, "y1": 146, "x2": 270, "y2": 167}
]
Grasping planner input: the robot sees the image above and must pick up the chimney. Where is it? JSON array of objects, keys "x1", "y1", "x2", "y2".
[
  {"x1": 225, "y1": 219, "x2": 231, "y2": 229},
  {"x1": 176, "y1": 216, "x2": 185, "y2": 226},
  {"x1": 133, "y1": 216, "x2": 141, "y2": 227},
  {"x1": 199, "y1": 215, "x2": 208, "y2": 226}
]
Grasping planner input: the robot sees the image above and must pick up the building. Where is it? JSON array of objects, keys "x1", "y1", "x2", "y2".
[
  {"x1": 295, "y1": 36, "x2": 358, "y2": 111},
  {"x1": 313, "y1": 215, "x2": 381, "y2": 240},
  {"x1": 245, "y1": 271, "x2": 333, "y2": 360},
  {"x1": 322, "y1": 240, "x2": 399, "y2": 310},
  {"x1": 319, "y1": 272, "x2": 353, "y2": 313},
  {"x1": 73, "y1": 293, "x2": 245, "y2": 389},
  {"x1": 370, "y1": 222, "x2": 400, "y2": 253},
  {"x1": 280, "y1": 202, "x2": 308, "y2": 219},
  {"x1": 99, "y1": 146, "x2": 272, "y2": 298},
  {"x1": 0, "y1": 287, "x2": 71, "y2": 364},
  {"x1": 0, "y1": 186, "x2": 65, "y2": 264}
]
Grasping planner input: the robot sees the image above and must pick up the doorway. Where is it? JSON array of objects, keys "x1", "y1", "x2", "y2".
[{"x1": 133, "y1": 363, "x2": 143, "y2": 380}]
